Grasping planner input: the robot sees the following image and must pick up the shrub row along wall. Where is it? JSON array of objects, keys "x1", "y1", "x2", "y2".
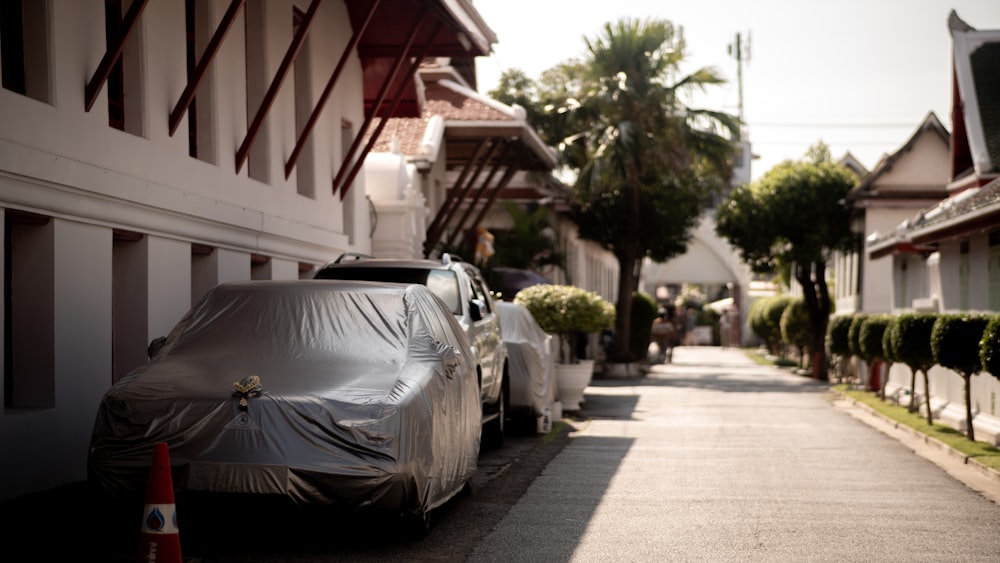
[{"x1": 827, "y1": 311, "x2": 1000, "y2": 445}]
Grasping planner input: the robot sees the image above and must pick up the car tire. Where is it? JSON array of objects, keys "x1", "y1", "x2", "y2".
[
  {"x1": 481, "y1": 385, "x2": 506, "y2": 450},
  {"x1": 401, "y1": 509, "x2": 431, "y2": 540}
]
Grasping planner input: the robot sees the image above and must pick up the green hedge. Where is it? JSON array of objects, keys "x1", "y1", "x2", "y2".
[
  {"x1": 847, "y1": 314, "x2": 868, "y2": 359},
  {"x1": 826, "y1": 315, "x2": 853, "y2": 357},
  {"x1": 859, "y1": 315, "x2": 892, "y2": 362},
  {"x1": 780, "y1": 298, "x2": 811, "y2": 351},
  {"x1": 980, "y1": 316, "x2": 1000, "y2": 379},
  {"x1": 932, "y1": 314, "x2": 989, "y2": 377}
]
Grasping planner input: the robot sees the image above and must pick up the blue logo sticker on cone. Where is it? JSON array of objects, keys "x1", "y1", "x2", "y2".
[{"x1": 137, "y1": 442, "x2": 182, "y2": 563}]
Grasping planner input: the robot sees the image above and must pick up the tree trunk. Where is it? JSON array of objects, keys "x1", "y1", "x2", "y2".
[
  {"x1": 963, "y1": 373, "x2": 975, "y2": 442},
  {"x1": 908, "y1": 368, "x2": 917, "y2": 413},
  {"x1": 610, "y1": 247, "x2": 639, "y2": 362},
  {"x1": 921, "y1": 369, "x2": 933, "y2": 425},
  {"x1": 610, "y1": 175, "x2": 643, "y2": 363},
  {"x1": 795, "y1": 261, "x2": 829, "y2": 381},
  {"x1": 879, "y1": 361, "x2": 892, "y2": 400}
]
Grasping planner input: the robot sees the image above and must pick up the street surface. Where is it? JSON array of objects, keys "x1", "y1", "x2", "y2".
[
  {"x1": 469, "y1": 346, "x2": 1000, "y2": 562},
  {"x1": 5, "y1": 346, "x2": 999, "y2": 561}
]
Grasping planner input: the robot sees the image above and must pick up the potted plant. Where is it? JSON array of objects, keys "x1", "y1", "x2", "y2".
[{"x1": 515, "y1": 284, "x2": 615, "y2": 410}]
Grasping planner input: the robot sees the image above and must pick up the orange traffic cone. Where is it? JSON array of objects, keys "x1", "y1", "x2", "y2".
[{"x1": 136, "y1": 442, "x2": 182, "y2": 563}]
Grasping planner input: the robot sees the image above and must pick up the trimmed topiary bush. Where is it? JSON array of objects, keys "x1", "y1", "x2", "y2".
[
  {"x1": 762, "y1": 295, "x2": 794, "y2": 357},
  {"x1": 749, "y1": 297, "x2": 769, "y2": 347},
  {"x1": 889, "y1": 313, "x2": 937, "y2": 423},
  {"x1": 780, "y1": 298, "x2": 811, "y2": 368},
  {"x1": 932, "y1": 313, "x2": 990, "y2": 441},
  {"x1": 980, "y1": 315, "x2": 1000, "y2": 379},
  {"x1": 881, "y1": 316, "x2": 899, "y2": 399},
  {"x1": 515, "y1": 284, "x2": 615, "y2": 363},
  {"x1": 859, "y1": 314, "x2": 892, "y2": 394},
  {"x1": 847, "y1": 314, "x2": 869, "y2": 360},
  {"x1": 858, "y1": 315, "x2": 891, "y2": 362},
  {"x1": 827, "y1": 314, "x2": 853, "y2": 383},
  {"x1": 827, "y1": 315, "x2": 853, "y2": 357}
]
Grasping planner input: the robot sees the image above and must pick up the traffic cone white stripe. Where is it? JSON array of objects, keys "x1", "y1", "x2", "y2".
[
  {"x1": 141, "y1": 503, "x2": 180, "y2": 534},
  {"x1": 136, "y1": 442, "x2": 182, "y2": 563}
]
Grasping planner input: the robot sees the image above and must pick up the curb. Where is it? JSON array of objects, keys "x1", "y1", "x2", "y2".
[{"x1": 835, "y1": 392, "x2": 1000, "y2": 483}]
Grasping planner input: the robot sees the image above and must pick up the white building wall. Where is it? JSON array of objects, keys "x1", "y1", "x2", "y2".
[
  {"x1": 147, "y1": 237, "x2": 192, "y2": 338},
  {"x1": 862, "y1": 208, "x2": 928, "y2": 312},
  {"x1": 0, "y1": 1, "x2": 370, "y2": 500}
]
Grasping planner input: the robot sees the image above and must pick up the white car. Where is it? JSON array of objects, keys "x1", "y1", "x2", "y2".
[{"x1": 315, "y1": 254, "x2": 510, "y2": 449}]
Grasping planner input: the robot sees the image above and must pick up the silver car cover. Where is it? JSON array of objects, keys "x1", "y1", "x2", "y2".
[
  {"x1": 495, "y1": 301, "x2": 555, "y2": 417},
  {"x1": 88, "y1": 280, "x2": 480, "y2": 517}
]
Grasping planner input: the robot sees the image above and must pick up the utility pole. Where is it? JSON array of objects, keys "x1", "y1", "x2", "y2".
[{"x1": 727, "y1": 31, "x2": 751, "y2": 140}]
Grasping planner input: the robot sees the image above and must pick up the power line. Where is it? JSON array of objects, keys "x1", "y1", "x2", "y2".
[{"x1": 748, "y1": 121, "x2": 917, "y2": 129}]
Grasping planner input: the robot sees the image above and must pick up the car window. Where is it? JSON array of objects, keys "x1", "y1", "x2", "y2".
[
  {"x1": 425, "y1": 270, "x2": 461, "y2": 315},
  {"x1": 316, "y1": 266, "x2": 462, "y2": 315},
  {"x1": 470, "y1": 275, "x2": 493, "y2": 314}
]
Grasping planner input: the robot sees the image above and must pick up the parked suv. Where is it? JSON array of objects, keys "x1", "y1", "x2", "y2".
[{"x1": 315, "y1": 253, "x2": 509, "y2": 448}]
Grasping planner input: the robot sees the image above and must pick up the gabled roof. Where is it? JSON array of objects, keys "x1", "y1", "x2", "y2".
[
  {"x1": 838, "y1": 152, "x2": 868, "y2": 179},
  {"x1": 948, "y1": 10, "x2": 1000, "y2": 184},
  {"x1": 846, "y1": 112, "x2": 950, "y2": 203},
  {"x1": 369, "y1": 61, "x2": 557, "y2": 171},
  {"x1": 368, "y1": 60, "x2": 564, "y2": 255},
  {"x1": 355, "y1": 0, "x2": 498, "y2": 119},
  {"x1": 867, "y1": 177, "x2": 1000, "y2": 259}
]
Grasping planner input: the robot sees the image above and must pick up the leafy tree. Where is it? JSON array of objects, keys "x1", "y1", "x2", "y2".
[
  {"x1": 511, "y1": 18, "x2": 739, "y2": 362},
  {"x1": 716, "y1": 146, "x2": 858, "y2": 380},
  {"x1": 889, "y1": 313, "x2": 937, "y2": 424},
  {"x1": 932, "y1": 314, "x2": 989, "y2": 441},
  {"x1": 487, "y1": 202, "x2": 564, "y2": 273},
  {"x1": 826, "y1": 315, "x2": 854, "y2": 383}
]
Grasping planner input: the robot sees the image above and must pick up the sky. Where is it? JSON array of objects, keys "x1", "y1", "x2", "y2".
[{"x1": 471, "y1": 0, "x2": 1000, "y2": 181}]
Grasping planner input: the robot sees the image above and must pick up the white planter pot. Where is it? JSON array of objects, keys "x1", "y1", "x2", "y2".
[{"x1": 555, "y1": 359, "x2": 594, "y2": 411}]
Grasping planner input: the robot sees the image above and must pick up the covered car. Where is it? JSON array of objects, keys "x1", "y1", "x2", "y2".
[
  {"x1": 495, "y1": 301, "x2": 555, "y2": 434},
  {"x1": 88, "y1": 280, "x2": 481, "y2": 530}
]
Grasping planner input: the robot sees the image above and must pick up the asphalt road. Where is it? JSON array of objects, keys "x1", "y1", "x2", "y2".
[
  {"x1": 6, "y1": 346, "x2": 1000, "y2": 562},
  {"x1": 468, "y1": 346, "x2": 1000, "y2": 562}
]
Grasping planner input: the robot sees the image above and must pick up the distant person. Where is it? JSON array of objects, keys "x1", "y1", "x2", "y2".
[
  {"x1": 720, "y1": 311, "x2": 731, "y2": 348},
  {"x1": 651, "y1": 309, "x2": 677, "y2": 363}
]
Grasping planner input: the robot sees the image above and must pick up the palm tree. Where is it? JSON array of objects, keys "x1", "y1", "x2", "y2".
[{"x1": 565, "y1": 18, "x2": 739, "y2": 362}]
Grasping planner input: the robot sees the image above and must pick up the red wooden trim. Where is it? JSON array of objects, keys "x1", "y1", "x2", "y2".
[
  {"x1": 456, "y1": 147, "x2": 525, "y2": 250},
  {"x1": 191, "y1": 243, "x2": 214, "y2": 256},
  {"x1": 169, "y1": 0, "x2": 245, "y2": 136},
  {"x1": 7, "y1": 209, "x2": 50, "y2": 225},
  {"x1": 283, "y1": 0, "x2": 382, "y2": 179},
  {"x1": 424, "y1": 137, "x2": 488, "y2": 252},
  {"x1": 444, "y1": 140, "x2": 511, "y2": 241},
  {"x1": 250, "y1": 253, "x2": 270, "y2": 265},
  {"x1": 327, "y1": 4, "x2": 425, "y2": 189},
  {"x1": 424, "y1": 138, "x2": 498, "y2": 255},
  {"x1": 85, "y1": 0, "x2": 149, "y2": 112},
  {"x1": 112, "y1": 228, "x2": 144, "y2": 241},
  {"x1": 337, "y1": 21, "x2": 441, "y2": 200},
  {"x1": 236, "y1": 0, "x2": 323, "y2": 173}
]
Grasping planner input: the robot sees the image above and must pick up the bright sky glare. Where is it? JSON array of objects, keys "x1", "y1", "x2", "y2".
[{"x1": 472, "y1": 0, "x2": 1000, "y2": 182}]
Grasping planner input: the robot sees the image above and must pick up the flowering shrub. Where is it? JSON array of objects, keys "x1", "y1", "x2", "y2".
[{"x1": 514, "y1": 284, "x2": 615, "y2": 363}]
